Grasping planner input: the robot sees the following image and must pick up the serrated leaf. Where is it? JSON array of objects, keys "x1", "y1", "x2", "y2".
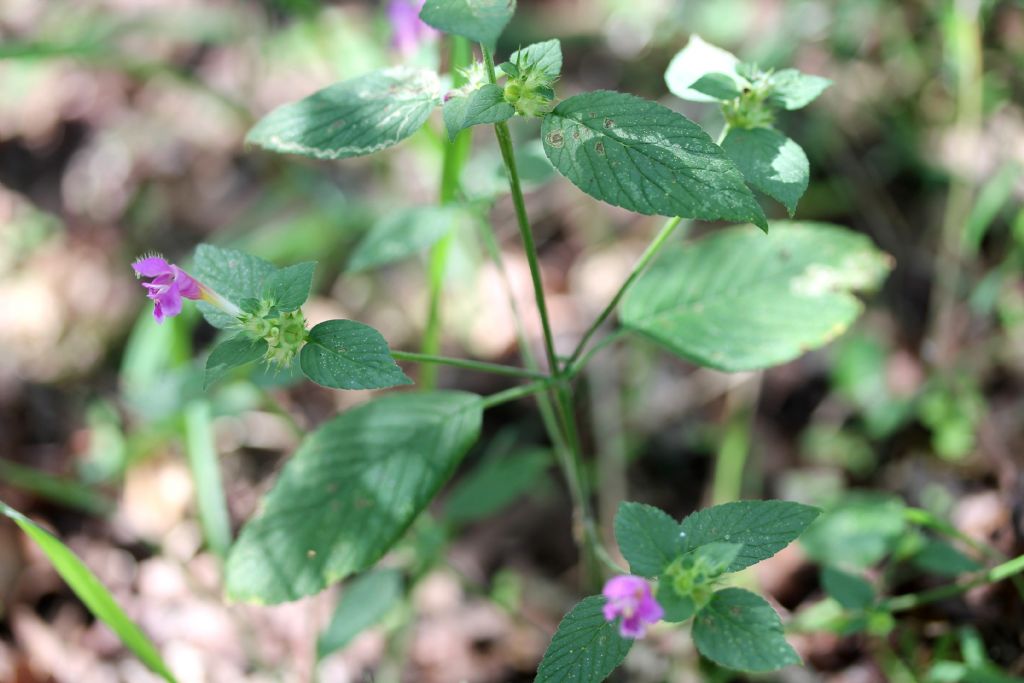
[
  {"x1": 0, "y1": 502, "x2": 178, "y2": 682},
  {"x1": 665, "y1": 35, "x2": 742, "y2": 103},
  {"x1": 534, "y1": 595, "x2": 632, "y2": 683},
  {"x1": 261, "y1": 261, "x2": 316, "y2": 311},
  {"x1": 801, "y1": 494, "x2": 906, "y2": 569},
  {"x1": 193, "y1": 244, "x2": 276, "y2": 328},
  {"x1": 348, "y1": 206, "x2": 470, "y2": 272},
  {"x1": 621, "y1": 222, "x2": 893, "y2": 371},
  {"x1": 690, "y1": 72, "x2": 742, "y2": 101},
  {"x1": 692, "y1": 588, "x2": 800, "y2": 672},
  {"x1": 821, "y1": 567, "x2": 875, "y2": 610},
  {"x1": 510, "y1": 39, "x2": 562, "y2": 79},
  {"x1": 911, "y1": 539, "x2": 981, "y2": 577},
  {"x1": 767, "y1": 69, "x2": 831, "y2": 110},
  {"x1": 226, "y1": 391, "x2": 482, "y2": 603},
  {"x1": 722, "y1": 127, "x2": 809, "y2": 216},
  {"x1": 443, "y1": 448, "x2": 550, "y2": 525},
  {"x1": 299, "y1": 319, "x2": 412, "y2": 390},
  {"x1": 442, "y1": 84, "x2": 514, "y2": 140},
  {"x1": 318, "y1": 569, "x2": 403, "y2": 658},
  {"x1": 419, "y1": 0, "x2": 515, "y2": 51},
  {"x1": 204, "y1": 335, "x2": 268, "y2": 389},
  {"x1": 679, "y1": 500, "x2": 821, "y2": 572},
  {"x1": 542, "y1": 91, "x2": 767, "y2": 229},
  {"x1": 246, "y1": 67, "x2": 440, "y2": 160},
  {"x1": 614, "y1": 502, "x2": 684, "y2": 577}
]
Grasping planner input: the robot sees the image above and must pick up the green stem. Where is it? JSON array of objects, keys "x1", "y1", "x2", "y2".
[
  {"x1": 483, "y1": 45, "x2": 605, "y2": 586},
  {"x1": 482, "y1": 47, "x2": 559, "y2": 376},
  {"x1": 879, "y1": 552, "x2": 1024, "y2": 614},
  {"x1": 391, "y1": 350, "x2": 546, "y2": 380},
  {"x1": 927, "y1": 1, "x2": 982, "y2": 368},
  {"x1": 564, "y1": 328, "x2": 629, "y2": 379},
  {"x1": 904, "y1": 506, "x2": 1024, "y2": 600},
  {"x1": 711, "y1": 377, "x2": 761, "y2": 505},
  {"x1": 563, "y1": 216, "x2": 683, "y2": 372},
  {"x1": 421, "y1": 36, "x2": 473, "y2": 390},
  {"x1": 481, "y1": 381, "x2": 550, "y2": 409}
]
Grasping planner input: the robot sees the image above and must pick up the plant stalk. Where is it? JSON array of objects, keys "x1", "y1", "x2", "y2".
[
  {"x1": 563, "y1": 216, "x2": 683, "y2": 371},
  {"x1": 392, "y1": 350, "x2": 547, "y2": 380},
  {"x1": 482, "y1": 45, "x2": 604, "y2": 585},
  {"x1": 421, "y1": 35, "x2": 473, "y2": 389},
  {"x1": 880, "y1": 552, "x2": 1024, "y2": 614}
]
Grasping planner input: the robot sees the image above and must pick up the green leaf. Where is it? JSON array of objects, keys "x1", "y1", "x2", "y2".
[
  {"x1": 722, "y1": 127, "x2": 809, "y2": 216},
  {"x1": 911, "y1": 539, "x2": 981, "y2": 577},
  {"x1": 226, "y1": 391, "x2": 482, "y2": 603},
  {"x1": 318, "y1": 569, "x2": 404, "y2": 658},
  {"x1": 800, "y1": 494, "x2": 906, "y2": 569},
  {"x1": 689, "y1": 72, "x2": 742, "y2": 101},
  {"x1": 442, "y1": 84, "x2": 515, "y2": 140},
  {"x1": 679, "y1": 500, "x2": 821, "y2": 572},
  {"x1": 767, "y1": 69, "x2": 831, "y2": 110},
  {"x1": 348, "y1": 206, "x2": 470, "y2": 272},
  {"x1": 0, "y1": 501, "x2": 178, "y2": 682},
  {"x1": 204, "y1": 335, "x2": 268, "y2": 389},
  {"x1": 821, "y1": 567, "x2": 875, "y2": 610},
  {"x1": 620, "y1": 222, "x2": 893, "y2": 371},
  {"x1": 246, "y1": 67, "x2": 441, "y2": 160},
  {"x1": 419, "y1": 0, "x2": 515, "y2": 51},
  {"x1": 692, "y1": 588, "x2": 800, "y2": 672},
  {"x1": 443, "y1": 448, "x2": 550, "y2": 525},
  {"x1": 299, "y1": 320, "x2": 412, "y2": 390},
  {"x1": 261, "y1": 261, "x2": 316, "y2": 311},
  {"x1": 614, "y1": 502, "x2": 684, "y2": 577},
  {"x1": 542, "y1": 91, "x2": 767, "y2": 229},
  {"x1": 657, "y1": 578, "x2": 696, "y2": 622},
  {"x1": 665, "y1": 35, "x2": 742, "y2": 103},
  {"x1": 535, "y1": 595, "x2": 632, "y2": 683},
  {"x1": 193, "y1": 244, "x2": 276, "y2": 328},
  {"x1": 510, "y1": 39, "x2": 563, "y2": 79}
]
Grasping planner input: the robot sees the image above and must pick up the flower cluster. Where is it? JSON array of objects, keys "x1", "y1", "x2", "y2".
[
  {"x1": 132, "y1": 256, "x2": 204, "y2": 323},
  {"x1": 602, "y1": 575, "x2": 663, "y2": 639},
  {"x1": 499, "y1": 57, "x2": 556, "y2": 117},
  {"x1": 133, "y1": 254, "x2": 307, "y2": 369}
]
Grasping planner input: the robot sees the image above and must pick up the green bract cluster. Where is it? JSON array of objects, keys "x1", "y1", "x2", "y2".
[
  {"x1": 536, "y1": 500, "x2": 821, "y2": 679},
  {"x1": 666, "y1": 35, "x2": 832, "y2": 217},
  {"x1": 192, "y1": 244, "x2": 411, "y2": 391}
]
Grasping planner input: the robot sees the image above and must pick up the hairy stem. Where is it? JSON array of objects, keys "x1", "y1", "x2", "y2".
[
  {"x1": 481, "y1": 381, "x2": 551, "y2": 409},
  {"x1": 482, "y1": 47, "x2": 559, "y2": 375},
  {"x1": 391, "y1": 350, "x2": 546, "y2": 380},
  {"x1": 880, "y1": 552, "x2": 1024, "y2": 614},
  {"x1": 483, "y1": 45, "x2": 604, "y2": 585},
  {"x1": 926, "y1": 0, "x2": 982, "y2": 368},
  {"x1": 563, "y1": 216, "x2": 683, "y2": 371}
]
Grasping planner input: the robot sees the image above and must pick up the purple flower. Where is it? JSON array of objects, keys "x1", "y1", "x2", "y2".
[
  {"x1": 388, "y1": 0, "x2": 436, "y2": 56},
  {"x1": 602, "y1": 575, "x2": 664, "y2": 639},
  {"x1": 132, "y1": 255, "x2": 205, "y2": 323}
]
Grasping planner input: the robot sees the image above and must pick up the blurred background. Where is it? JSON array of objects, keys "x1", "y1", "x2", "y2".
[{"x1": 1, "y1": 0, "x2": 1023, "y2": 681}]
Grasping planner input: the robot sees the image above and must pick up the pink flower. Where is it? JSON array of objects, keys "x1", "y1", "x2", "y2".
[
  {"x1": 388, "y1": 0, "x2": 437, "y2": 57},
  {"x1": 132, "y1": 255, "x2": 205, "y2": 323},
  {"x1": 602, "y1": 575, "x2": 664, "y2": 639}
]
